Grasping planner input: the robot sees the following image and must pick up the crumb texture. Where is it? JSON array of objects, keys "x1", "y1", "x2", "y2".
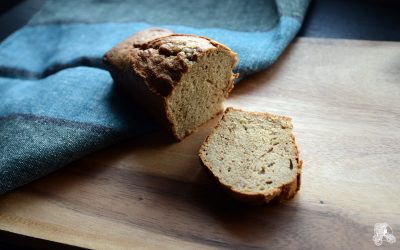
[
  {"x1": 199, "y1": 108, "x2": 301, "y2": 202},
  {"x1": 167, "y1": 49, "x2": 236, "y2": 139}
]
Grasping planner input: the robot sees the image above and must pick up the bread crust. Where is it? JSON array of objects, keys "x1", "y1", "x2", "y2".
[
  {"x1": 199, "y1": 107, "x2": 302, "y2": 204},
  {"x1": 103, "y1": 28, "x2": 238, "y2": 141}
]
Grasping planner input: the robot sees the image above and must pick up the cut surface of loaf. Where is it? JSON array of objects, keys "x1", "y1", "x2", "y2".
[
  {"x1": 103, "y1": 28, "x2": 238, "y2": 140},
  {"x1": 199, "y1": 108, "x2": 302, "y2": 203}
]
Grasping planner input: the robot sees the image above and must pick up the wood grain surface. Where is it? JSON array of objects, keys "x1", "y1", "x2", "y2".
[{"x1": 1, "y1": 37, "x2": 399, "y2": 249}]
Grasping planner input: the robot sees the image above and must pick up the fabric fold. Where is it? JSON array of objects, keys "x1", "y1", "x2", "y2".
[{"x1": 0, "y1": 67, "x2": 157, "y2": 194}]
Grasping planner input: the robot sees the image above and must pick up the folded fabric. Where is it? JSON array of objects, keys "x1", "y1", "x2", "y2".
[{"x1": 0, "y1": 0, "x2": 310, "y2": 194}]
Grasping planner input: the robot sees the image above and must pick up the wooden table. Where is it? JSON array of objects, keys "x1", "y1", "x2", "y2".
[{"x1": 1, "y1": 37, "x2": 399, "y2": 249}]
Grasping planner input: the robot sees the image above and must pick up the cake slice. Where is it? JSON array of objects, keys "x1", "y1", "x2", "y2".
[
  {"x1": 199, "y1": 107, "x2": 302, "y2": 203},
  {"x1": 103, "y1": 28, "x2": 238, "y2": 140}
]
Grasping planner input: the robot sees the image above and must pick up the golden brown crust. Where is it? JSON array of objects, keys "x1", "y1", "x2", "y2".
[
  {"x1": 103, "y1": 28, "x2": 238, "y2": 141},
  {"x1": 129, "y1": 34, "x2": 237, "y2": 97},
  {"x1": 103, "y1": 28, "x2": 177, "y2": 138},
  {"x1": 199, "y1": 107, "x2": 302, "y2": 204},
  {"x1": 103, "y1": 28, "x2": 174, "y2": 73},
  {"x1": 104, "y1": 29, "x2": 237, "y2": 98}
]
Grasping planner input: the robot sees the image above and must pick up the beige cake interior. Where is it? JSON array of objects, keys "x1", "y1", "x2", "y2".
[
  {"x1": 199, "y1": 108, "x2": 300, "y2": 197},
  {"x1": 167, "y1": 50, "x2": 236, "y2": 139}
]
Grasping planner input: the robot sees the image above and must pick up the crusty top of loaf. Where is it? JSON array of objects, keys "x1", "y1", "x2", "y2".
[
  {"x1": 103, "y1": 28, "x2": 174, "y2": 74},
  {"x1": 104, "y1": 28, "x2": 237, "y2": 97}
]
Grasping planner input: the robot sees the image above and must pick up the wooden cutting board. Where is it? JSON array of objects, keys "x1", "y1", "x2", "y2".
[{"x1": 1, "y1": 37, "x2": 399, "y2": 249}]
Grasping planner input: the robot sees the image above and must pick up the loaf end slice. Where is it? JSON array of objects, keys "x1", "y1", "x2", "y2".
[{"x1": 199, "y1": 108, "x2": 302, "y2": 203}]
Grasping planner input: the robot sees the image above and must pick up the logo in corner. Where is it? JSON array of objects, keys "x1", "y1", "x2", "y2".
[{"x1": 373, "y1": 223, "x2": 396, "y2": 246}]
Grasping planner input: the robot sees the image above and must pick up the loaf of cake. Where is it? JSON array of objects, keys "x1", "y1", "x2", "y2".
[
  {"x1": 103, "y1": 28, "x2": 238, "y2": 140},
  {"x1": 199, "y1": 108, "x2": 302, "y2": 203}
]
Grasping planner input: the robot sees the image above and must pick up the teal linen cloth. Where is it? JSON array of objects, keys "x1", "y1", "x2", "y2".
[{"x1": 0, "y1": 0, "x2": 310, "y2": 194}]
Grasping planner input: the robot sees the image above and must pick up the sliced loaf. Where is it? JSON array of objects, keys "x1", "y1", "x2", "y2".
[
  {"x1": 199, "y1": 107, "x2": 302, "y2": 203},
  {"x1": 103, "y1": 28, "x2": 238, "y2": 140}
]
